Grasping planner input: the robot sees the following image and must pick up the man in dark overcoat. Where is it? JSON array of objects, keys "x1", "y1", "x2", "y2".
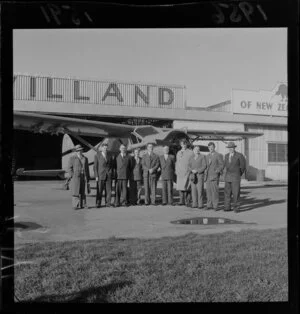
[
  {"x1": 188, "y1": 145, "x2": 207, "y2": 209},
  {"x1": 114, "y1": 144, "x2": 131, "y2": 207},
  {"x1": 204, "y1": 142, "x2": 224, "y2": 210},
  {"x1": 68, "y1": 144, "x2": 90, "y2": 209},
  {"x1": 159, "y1": 146, "x2": 175, "y2": 205},
  {"x1": 129, "y1": 148, "x2": 143, "y2": 205},
  {"x1": 142, "y1": 143, "x2": 160, "y2": 205},
  {"x1": 223, "y1": 142, "x2": 246, "y2": 213},
  {"x1": 94, "y1": 142, "x2": 114, "y2": 208}
]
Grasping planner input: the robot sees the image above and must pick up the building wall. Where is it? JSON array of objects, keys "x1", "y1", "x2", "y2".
[{"x1": 245, "y1": 124, "x2": 287, "y2": 181}]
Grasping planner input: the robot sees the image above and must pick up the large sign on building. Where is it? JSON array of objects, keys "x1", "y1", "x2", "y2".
[
  {"x1": 13, "y1": 74, "x2": 186, "y2": 109},
  {"x1": 232, "y1": 83, "x2": 287, "y2": 117}
]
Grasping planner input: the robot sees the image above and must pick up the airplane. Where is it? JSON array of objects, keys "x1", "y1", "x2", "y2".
[{"x1": 14, "y1": 110, "x2": 263, "y2": 185}]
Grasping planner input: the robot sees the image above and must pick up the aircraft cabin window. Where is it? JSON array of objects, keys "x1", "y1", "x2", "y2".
[
  {"x1": 130, "y1": 134, "x2": 140, "y2": 144},
  {"x1": 135, "y1": 126, "x2": 159, "y2": 138}
]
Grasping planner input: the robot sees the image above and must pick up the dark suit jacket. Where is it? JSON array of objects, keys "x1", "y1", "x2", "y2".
[
  {"x1": 116, "y1": 154, "x2": 131, "y2": 180},
  {"x1": 205, "y1": 152, "x2": 224, "y2": 181},
  {"x1": 188, "y1": 154, "x2": 207, "y2": 179},
  {"x1": 223, "y1": 152, "x2": 246, "y2": 182},
  {"x1": 130, "y1": 156, "x2": 143, "y2": 181},
  {"x1": 159, "y1": 154, "x2": 175, "y2": 180},
  {"x1": 141, "y1": 153, "x2": 160, "y2": 178},
  {"x1": 94, "y1": 151, "x2": 114, "y2": 181}
]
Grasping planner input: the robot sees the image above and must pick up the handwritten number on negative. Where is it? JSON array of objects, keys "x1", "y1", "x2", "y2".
[
  {"x1": 40, "y1": 4, "x2": 93, "y2": 26},
  {"x1": 212, "y1": 2, "x2": 268, "y2": 24}
]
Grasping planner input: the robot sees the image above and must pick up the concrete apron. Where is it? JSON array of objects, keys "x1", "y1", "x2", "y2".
[{"x1": 13, "y1": 181, "x2": 287, "y2": 244}]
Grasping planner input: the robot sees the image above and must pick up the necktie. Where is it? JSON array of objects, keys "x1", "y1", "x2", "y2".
[
  {"x1": 164, "y1": 155, "x2": 168, "y2": 161},
  {"x1": 229, "y1": 154, "x2": 232, "y2": 162}
]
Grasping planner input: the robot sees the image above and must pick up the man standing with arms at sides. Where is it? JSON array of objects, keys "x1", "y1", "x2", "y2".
[
  {"x1": 204, "y1": 142, "x2": 224, "y2": 211},
  {"x1": 142, "y1": 143, "x2": 160, "y2": 206},
  {"x1": 94, "y1": 142, "x2": 114, "y2": 208},
  {"x1": 129, "y1": 148, "x2": 143, "y2": 205},
  {"x1": 223, "y1": 142, "x2": 246, "y2": 213},
  {"x1": 68, "y1": 144, "x2": 90, "y2": 210},
  {"x1": 188, "y1": 144, "x2": 207, "y2": 209},
  {"x1": 115, "y1": 144, "x2": 131, "y2": 207},
  {"x1": 159, "y1": 146, "x2": 175, "y2": 205},
  {"x1": 175, "y1": 139, "x2": 194, "y2": 206}
]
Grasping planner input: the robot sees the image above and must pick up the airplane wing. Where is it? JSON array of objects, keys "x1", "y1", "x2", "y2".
[
  {"x1": 16, "y1": 168, "x2": 66, "y2": 179},
  {"x1": 14, "y1": 111, "x2": 136, "y2": 138},
  {"x1": 178, "y1": 129, "x2": 263, "y2": 141}
]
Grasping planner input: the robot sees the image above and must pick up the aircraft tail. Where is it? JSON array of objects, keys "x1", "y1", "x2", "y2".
[{"x1": 62, "y1": 134, "x2": 75, "y2": 171}]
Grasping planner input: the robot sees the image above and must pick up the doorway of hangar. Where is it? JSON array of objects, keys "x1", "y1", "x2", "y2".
[{"x1": 13, "y1": 116, "x2": 174, "y2": 180}]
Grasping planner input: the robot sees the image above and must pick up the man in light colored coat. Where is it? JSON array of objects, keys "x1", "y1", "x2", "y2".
[
  {"x1": 223, "y1": 142, "x2": 246, "y2": 213},
  {"x1": 204, "y1": 142, "x2": 224, "y2": 210},
  {"x1": 188, "y1": 145, "x2": 207, "y2": 208},
  {"x1": 142, "y1": 143, "x2": 160, "y2": 205},
  {"x1": 68, "y1": 144, "x2": 90, "y2": 209},
  {"x1": 159, "y1": 146, "x2": 175, "y2": 205},
  {"x1": 175, "y1": 139, "x2": 194, "y2": 206}
]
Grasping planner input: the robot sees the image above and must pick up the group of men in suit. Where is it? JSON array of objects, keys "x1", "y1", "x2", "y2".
[{"x1": 68, "y1": 139, "x2": 246, "y2": 213}]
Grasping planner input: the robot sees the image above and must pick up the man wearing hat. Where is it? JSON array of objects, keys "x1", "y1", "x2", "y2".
[
  {"x1": 94, "y1": 142, "x2": 114, "y2": 208},
  {"x1": 223, "y1": 142, "x2": 246, "y2": 213},
  {"x1": 204, "y1": 142, "x2": 224, "y2": 210},
  {"x1": 67, "y1": 144, "x2": 90, "y2": 209}
]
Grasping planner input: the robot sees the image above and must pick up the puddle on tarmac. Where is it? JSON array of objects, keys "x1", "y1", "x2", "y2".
[{"x1": 171, "y1": 217, "x2": 256, "y2": 225}]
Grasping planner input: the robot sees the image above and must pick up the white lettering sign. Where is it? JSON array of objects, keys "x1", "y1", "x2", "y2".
[{"x1": 232, "y1": 83, "x2": 287, "y2": 117}]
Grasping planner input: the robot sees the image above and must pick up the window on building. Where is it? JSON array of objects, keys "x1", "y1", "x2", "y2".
[{"x1": 268, "y1": 143, "x2": 287, "y2": 162}]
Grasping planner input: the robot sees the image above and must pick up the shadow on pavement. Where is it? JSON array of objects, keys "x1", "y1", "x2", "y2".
[{"x1": 25, "y1": 280, "x2": 133, "y2": 303}]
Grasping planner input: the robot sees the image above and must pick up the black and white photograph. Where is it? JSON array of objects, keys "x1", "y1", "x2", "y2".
[{"x1": 1, "y1": 1, "x2": 297, "y2": 307}]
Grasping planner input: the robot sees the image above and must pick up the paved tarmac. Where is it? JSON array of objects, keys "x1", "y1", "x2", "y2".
[{"x1": 13, "y1": 180, "x2": 287, "y2": 244}]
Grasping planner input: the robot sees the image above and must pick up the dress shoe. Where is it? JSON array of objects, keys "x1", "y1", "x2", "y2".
[
  {"x1": 177, "y1": 202, "x2": 184, "y2": 206},
  {"x1": 191, "y1": 206, "x2": 198, "y2": 208},
  {"x1": 114, "y1": 204, "x2": 120, "y2": 207},
  {"x1": 234, "y1": 208, "x2": 240, "y2": 213},
  {"x1": 198, "y1": 206, "x2": 204, "y2": 209},
  {"x1": 224, "y1": 208, "x2": 231, "y2": 212},
  {"x1": 214, "y1": 207, "x2": 219, "y2": 211},
  {"x1": 168, "y1": 203, "x2": 174, "y2": 206},
  {"x1": 162, "y1": 203, "x2": 167, "y2": 206},
  {"x1": 151, "y1": 203, "x2": 157, "y2": 206}
]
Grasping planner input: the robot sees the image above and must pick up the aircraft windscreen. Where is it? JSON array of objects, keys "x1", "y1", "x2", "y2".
[{"x1": 135, "y1": 126, "x2": 159, "y2": 138}]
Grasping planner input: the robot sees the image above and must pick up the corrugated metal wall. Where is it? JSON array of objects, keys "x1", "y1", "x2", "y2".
[{"x1": 245, "y1": 124, "x2": 287, "y2": 181}]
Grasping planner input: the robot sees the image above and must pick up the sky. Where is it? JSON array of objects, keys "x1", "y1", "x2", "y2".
[{"x1": 13, "y1": 28, "x2": 287, "y2": 107}]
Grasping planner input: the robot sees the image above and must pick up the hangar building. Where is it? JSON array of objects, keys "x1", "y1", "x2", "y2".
[{"x1": 13, "y1": 74, "x2": 287, "y2": 181}]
